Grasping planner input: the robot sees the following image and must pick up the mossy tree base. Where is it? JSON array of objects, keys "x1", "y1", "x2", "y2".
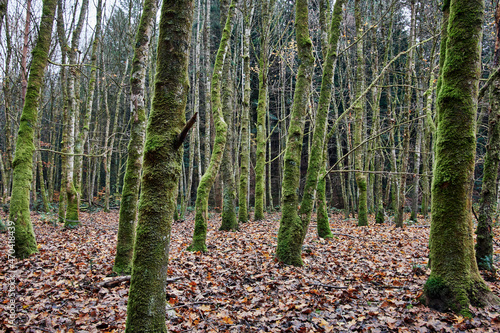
[{"x1": 423, "y1": 276, "x2": 499, "y2": 316}]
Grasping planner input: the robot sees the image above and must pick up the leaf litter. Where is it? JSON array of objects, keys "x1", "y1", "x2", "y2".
[{"x1": 1, "y1": 211, "x2": 499, "y2": 332}]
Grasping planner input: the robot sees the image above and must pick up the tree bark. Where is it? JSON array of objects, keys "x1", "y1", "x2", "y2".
[
  {"x1": 64, "y1": 0, "x2": 89, "y2": 227},
  {"x1": 353, "y1": 0, "x2": 367, "y2": 226},
  {"x1": 9, "y1": 0, "x2": 57, "y2": 259},
  {"x1": 475, "y1": 0, "x2": 500, "y2": 273},
  {"x1": 275, "y1": 0, "x2": 314, "y2": 266},
  {"x1": 113, "y1": 0, "x2": 158, "y2": 275},
  {"x1": 219, "y1": 0, "x2": 237, "y2": 231},
  {"x1": 124, "y1": 0, "x2": 194, "y2": 330},
  {"x1": 254, "y1": 0, "x2": 274, "y2": 221},
  {"x1": 301, "y1": 0, "x2": 345, "y2": 239},
  {"x1": 187, "y1": 0, "x2": 235, "y2": 252},
  {"x1": 424, "y1": 0, "x2": 499, "y2": 315},
  {"x1": 238, "y1": 0, "x2": 253, "y2": 223},
  {"x1": 74, "y1": 0, "x2": 102, "y2": 214}
]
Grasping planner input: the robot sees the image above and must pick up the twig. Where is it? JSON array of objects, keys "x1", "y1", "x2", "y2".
[
  {"x1": 167, "y1": 301, "x2": 215, "y2": 310},
  {"x1": 311, "y1": 282, "x2": 348, "y2": 290},
  {"x1": 98, "y1": 275, "x2": 182, "y2": 288}
]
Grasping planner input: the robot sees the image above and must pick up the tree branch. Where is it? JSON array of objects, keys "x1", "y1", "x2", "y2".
[{"x1": 175, "y1": 112, "x2": 198, "y2": 149}]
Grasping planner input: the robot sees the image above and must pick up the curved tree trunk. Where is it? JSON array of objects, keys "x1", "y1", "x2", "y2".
[
  {"x1": 187, "y1": 0, "x2": 236, "y2": 252},
  {"x1": 9, "y1": 0, "x2": 57, "y2": 259},
  {"x1": 424, "y1": 0, "x2": 499, "y2": 315},
  {"x1": 275, "y1": 0, "x2": 314, "y2": 266},
  {"x1": 124, "y1": 0, "x2": 194, "y2": 330},
  {"x1": 113, "y1": 0, "x2": 158, "y2": 275}
]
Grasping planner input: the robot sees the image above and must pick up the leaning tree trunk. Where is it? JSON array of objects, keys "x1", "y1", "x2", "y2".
[
  {"x1": 300, "y1": 0, "x2": 345, "y2": 239},
  {"x1": 254, "y1": 0, "x2": 274, "y2": 220},
  {"x1": 9, "y1": 0, "x2": 57, "y2": 259},
  {"x1": 275, "y1": 0, "x2": 314, "y2": 266},
  {"x1": 475, "y1": 0, "x2": 500, "y2": 273},
  {"x1": 424, "y1": 0, "x2": 499, "y2": 316},
  {"x1": 187, "y1": 0, "x2": 235, "y2": 252},
  {"x1": 124, "y1": 0, "x2": 194, "y2": 330},
  {"x1": 113, "y1": 0, "x2": 158, "y2": 275}
]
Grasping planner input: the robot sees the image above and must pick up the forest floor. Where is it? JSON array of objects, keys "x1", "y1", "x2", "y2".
[{"x1": 1, "y1": 210, "x2": 500, "y2": 332}]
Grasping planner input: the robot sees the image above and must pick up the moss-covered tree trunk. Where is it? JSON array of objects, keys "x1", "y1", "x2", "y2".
[
  {"x1": 424, "y1": 0, "x2": 499, "y2": 315},
  {"x1": 113, "y1": 0, "x2": 158, "y2": 275},
  {"x1": 254, "y1": 0, "x2": 274, "y2": 221},
  {"x1": 187, "y1": 0, "x2": 235, "y2": 252},
  {"x1": 9, "y1": 0, "x2": 56, "y2": 259},
  {"x1": 300, "y1": 0, "x2": 345, "y2": 239},
  {"x1": 124, "y1": 0, "x2": 194, "y2": 330},
  {"x1": 203, "y1": 0, "x2": 212, "y2": 173},
  {"x1": 353, "y1": 0, "x2": 367, "y2": 226},
  {"x1": 219, "y1": 0, "x2": 237, "y2": 231},
  {"x1": 238, "y1": 0, "x2": 253, "y2": 223},
  {"x1": 56, "y1": 0, "x2": 68, "y2": 223},
  {"x1": 475, "y1": 0, "x2": 500, "y2": 273},
  {"x1": 183, "y1": 0, "x2": 202, "y2": 217},
  {"x1": 275, "y1": 0, "x2": 314, "y2": 266}
]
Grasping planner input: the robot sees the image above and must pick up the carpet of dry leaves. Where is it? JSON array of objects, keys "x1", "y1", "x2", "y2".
[{"x1": 1, "y1": 210, "x2": 500, "y2": 332}]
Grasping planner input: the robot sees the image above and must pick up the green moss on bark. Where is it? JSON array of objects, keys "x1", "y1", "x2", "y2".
[
  {"x1": 238, "y1": 12, "x2": 251, "y2": 223},
  {"x1": 188, "y1": 0, "x2": 235, "y2": 251},
  {"x1": 113, "y1": 0, "x2": 157, "y2": 275},
  {"x1": 300, "y1": 0, "x2": 345, "y2": 240},
  {"x1": 124, "y1": 0, "x2": 194, "y2": 330},
  {"x1": 219, "y1": 40, "x2": 237, "y2": 231},
  {"x1": 9, "y1": 0, "x2": 57, "y2": 258},
  {"x1": 424, "y1": 0, "x2": 499, "y2": 314},
  {"x1": 275, "y1": 0, "x2": 314, "y2": 266}
]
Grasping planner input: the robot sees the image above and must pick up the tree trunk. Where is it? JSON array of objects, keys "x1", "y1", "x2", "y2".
[
  {"x1": 395, "y1": 0, "x2": 415, "y2": 228},
  {"x1": 124, "y1": 0, "x2": 194, "y2": 330},
  {"x1": 64, "y1": 0, "x2": 89, "y2": 227},
  {"x1": 275, "y1": 0, "x2": 314, "y2": 266},
  {"x1": 219, "y1": 0, "x2": 237, "y2": 231},
  {"x1": 238, "y1": 0, "x2": 253, "y2": 223},
  {"x1": 187, "y1": 0, "x2": 235, "y2": 252},
  {"x1": 475, "y1": 0, "x2": 500, "y2": 273},
  {"x1": 9, "y1": 0, "x2": 57, "y2": 259},
  {"x1": 353, "y1": 0, "x2": 367, "y2": 226},
  {"x1": 301, "y1": 0, "x2": 345, "y2": 239},
  {"x1": 74, "y1": 0, "x2": 102, "y2": 212},
  {"x1": 254, "y1": 0, "x2": 274, "y2": 221},
  {"x1": 113, "y1": 0, "x2": 158, "y2": 275},
  {"x1": 203, "y1": 0, "x2": 212, "y2": 173},
  {"x1": 424, "y1": 0, "x2": 499, "y2": 315}
]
